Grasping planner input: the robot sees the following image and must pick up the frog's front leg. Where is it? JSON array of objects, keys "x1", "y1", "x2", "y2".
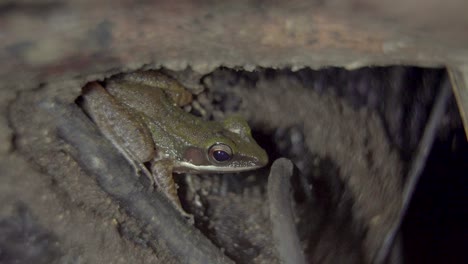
[{"x1": 151, "y1": 159, "x2": 180, "y2": 207}]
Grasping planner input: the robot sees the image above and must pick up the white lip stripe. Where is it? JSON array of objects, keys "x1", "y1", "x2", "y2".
[{"x1": 176, "y1": 161, "x2": 261, "y2": 173}]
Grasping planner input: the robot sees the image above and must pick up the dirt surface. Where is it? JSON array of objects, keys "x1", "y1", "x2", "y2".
[
  {"x1": 1, "y1": 1, "x2": 467, "y2": 263},
  {"x1": 1, "y1": 67, "x2": 406, "y2": 263},
  {"x1": 4, "y1": 82, "x2": 168, "y2": 263}
]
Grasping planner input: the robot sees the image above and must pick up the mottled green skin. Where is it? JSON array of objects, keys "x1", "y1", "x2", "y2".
[{"x1": 93, "y1": 71, "x2": 268, "y2": 174}]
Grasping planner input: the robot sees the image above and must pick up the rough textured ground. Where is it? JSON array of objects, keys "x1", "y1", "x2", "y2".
[
  {"x1": 1, "y1": 67, "x2": 407, "y2": 264},
  {"x1": 1, "y1": 1, "x2": 467, "y2": 263}
]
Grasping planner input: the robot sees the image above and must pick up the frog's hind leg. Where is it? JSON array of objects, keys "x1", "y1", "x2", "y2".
[{"x1": 81, "y1": 82, "x2": 156, "y2": 182}]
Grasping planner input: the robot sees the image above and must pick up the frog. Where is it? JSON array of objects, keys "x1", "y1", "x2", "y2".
[{"x1": 81, "y1": 70, "x2": 268, "y2": 208}]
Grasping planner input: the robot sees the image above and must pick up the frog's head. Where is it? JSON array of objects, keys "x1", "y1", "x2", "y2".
[{"x1": 176, "y1": 115, "x2": 269, "y2": 174}]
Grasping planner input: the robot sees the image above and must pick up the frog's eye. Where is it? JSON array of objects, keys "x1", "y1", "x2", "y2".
[{"x1": 208, "y1": 143, "x2": 232, "y2": 163}]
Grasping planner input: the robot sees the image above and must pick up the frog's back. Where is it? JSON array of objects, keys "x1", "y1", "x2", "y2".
[{"x1": 106, "y1": 79, "x2": 222, "y2": 150}]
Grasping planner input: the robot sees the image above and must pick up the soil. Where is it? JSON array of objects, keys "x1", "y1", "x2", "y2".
[
  {"x1": 1, "y1": 1, "x2": 466, "y2": 263},
  {"x1": 0, "y1": 67, "x2": 421, "y2": 264}
]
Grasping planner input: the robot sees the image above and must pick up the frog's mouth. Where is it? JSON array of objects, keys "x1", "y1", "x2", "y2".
[{"x1": 174, "y1": 161, "x2": 265, "y2": 174}]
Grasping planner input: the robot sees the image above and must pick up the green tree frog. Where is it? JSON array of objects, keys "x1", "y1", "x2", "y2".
[{"x1": 81, "y1": 70, "x2": 268, "y2": 206}]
